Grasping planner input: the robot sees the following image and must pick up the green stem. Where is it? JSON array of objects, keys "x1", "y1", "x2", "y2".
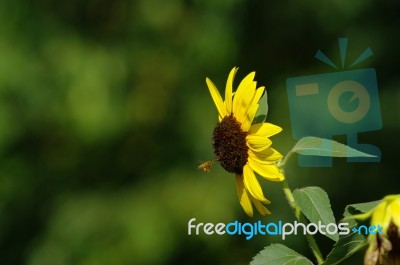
[
  {"x1": 281, "y1": 178, "x2": 300, "y2": 218},
  {"x1": 278, "y1": 151, "x2": 293, "y2": 169},
  {"x1": 281, "y1": 178, "x2": 324, "y2": 265}
]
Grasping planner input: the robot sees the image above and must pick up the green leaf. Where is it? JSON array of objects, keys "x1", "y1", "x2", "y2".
[
  {"x1": 251, "y1": 244, "x2": 313, "y2": 265},
  {"x1": 323, "y1": 200, "x2": 381, "y2": 265},
  {"x1": 290, "y1": 136, "x2": 376, "y2": 158},
  {"x1": 322, "y1": 219, "x2": 367, "y2": 265},
  {"x1": 252, "y1": 90, "x2": 268, "y2": 124},
  {"x1": 346, "y1": 200, "x2": 381, "y2": 215},
  {"x1": 293, "y1": 186, "x2": 338, "y2": 241}
]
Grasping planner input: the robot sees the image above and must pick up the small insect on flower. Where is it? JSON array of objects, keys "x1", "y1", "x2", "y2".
[{"x1": 198, "y1": 160, "x2": 214, "y2": 173}]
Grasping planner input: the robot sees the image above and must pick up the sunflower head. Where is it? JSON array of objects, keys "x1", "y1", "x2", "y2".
[
  {"x1": 206, "y1": 67, "x2": 284, "y2": 217},
  {"x1": 351, "y1": 195, "x2": 400, "y2": 265}
]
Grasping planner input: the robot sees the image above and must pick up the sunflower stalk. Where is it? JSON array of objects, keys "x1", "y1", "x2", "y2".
[{"x1": 280, "y1": 169, "x2": 324, "y2": 265}]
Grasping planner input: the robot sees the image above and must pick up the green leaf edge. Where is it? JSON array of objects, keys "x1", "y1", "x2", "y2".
[
  {"x1": 290, "y1": 136, "x2": 376, "y2": 158},
  {"x1": 250, "y1": 243, "x2": 313, "y2": 265}
]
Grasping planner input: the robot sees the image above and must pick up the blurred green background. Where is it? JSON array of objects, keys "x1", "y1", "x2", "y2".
[{"x1": 0, "y1": 0, "x2": 399, "y2": 264}]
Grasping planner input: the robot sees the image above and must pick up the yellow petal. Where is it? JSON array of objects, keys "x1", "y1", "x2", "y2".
[
  {"x1": 241, "y1": 104, "x2": 259, "y2": 132},
  {"x1": 248, "y1": 123, "x2": 283, "y2": 137},
  {"x1": 383, "y1": 194, "x2": 400, "y2": 202},
  {"x1": 206, "y1": 77, "x2": 226, "y2": 118},
  {"x1": 248, "y1": 157, "x2": 284, "y2": 181},
  {"x1": 389, "y1": 197, "x2": 400, "y2": 228},
  {"x1": 243, "y1": 164, "x2": 270, "y2": 203},
  {"x1": 251, "y1": 86, "x2": 265, "y2": 106},
  {"x1": 371, "y1": 202, "x2": 391, "y2": 233},
  {"x1": 250, "y1": 196, "x2": 271, "y2": 216},
  {"x1": 238, "y1": 72, "x2": 255, "y2": 92},
  {"x1": 250, "y1": 147, "x2": 283, "y2": 164},
  {"x1": 233, "y1": 74, "x2": 256, "y2": 124},
  {"x1": 246, "y1": 134, "x2": 272, "y2": 152},
  {"x1": 225, "y1": 67, "x2": 238, "y2": 114},
  {"x1": 234, "y1": 82, "x2": 256, "y2": 124},
  {"x1": 240, "y1": 87, "x2": 265, "y2": 131},
  {"x1": 236, "y1": 174, "x2": 253, "y2": 217}
]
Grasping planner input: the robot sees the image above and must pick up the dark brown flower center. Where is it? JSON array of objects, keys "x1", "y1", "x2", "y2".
[
  {"x1": 212, "y1": 114, "x2": 248, "y2": 174},
  {"x1": 387, "y1": 221, "x2": 400, "y2": 264}
]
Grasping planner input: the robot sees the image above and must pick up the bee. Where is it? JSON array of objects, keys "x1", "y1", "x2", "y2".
[{"x1": 198, "y1": 160, "x2": 214, "y2": 173}]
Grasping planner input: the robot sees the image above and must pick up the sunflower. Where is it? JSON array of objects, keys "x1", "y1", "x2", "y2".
[
  {"x1": 206, "y1": 67, "x2": 284, "y2": 217},
  {"x1": 351, "y1": 195, "x2": 400, "y2": 265}
]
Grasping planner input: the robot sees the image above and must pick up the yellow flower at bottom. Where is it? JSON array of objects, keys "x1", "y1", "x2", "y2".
[
  {"x1": 206, "y1": 67, "x2": 284, "y2": 217},
  {"x1": 351, "y1": 195, "x2": 400, "y2": 265}
]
